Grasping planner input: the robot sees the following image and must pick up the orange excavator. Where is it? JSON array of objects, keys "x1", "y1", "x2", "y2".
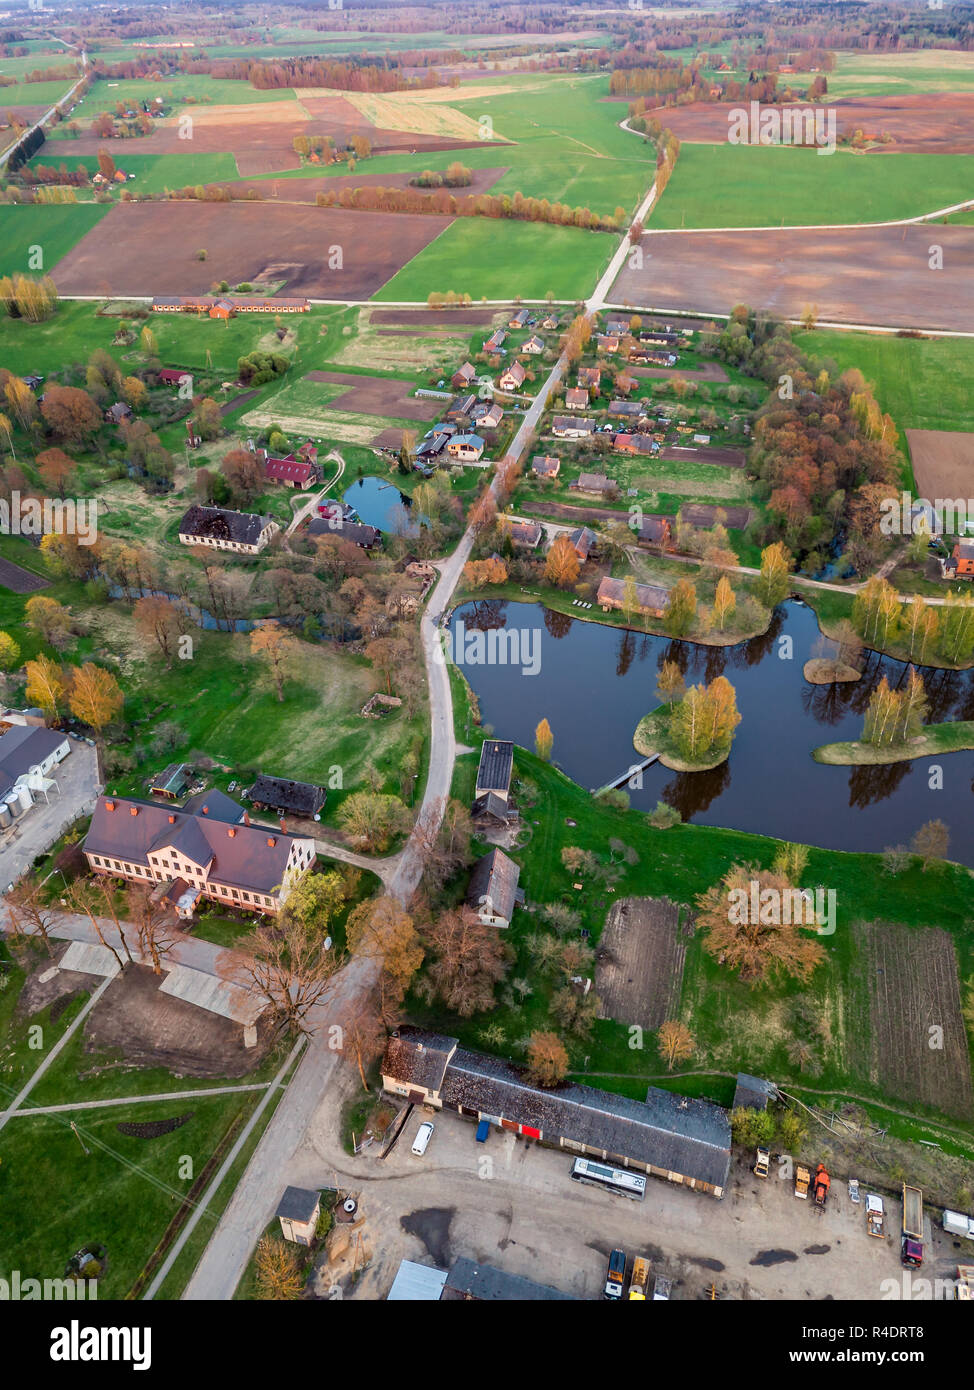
[{"x1": 813, "y1": 1164, "x2": 831, "y2": 1208}]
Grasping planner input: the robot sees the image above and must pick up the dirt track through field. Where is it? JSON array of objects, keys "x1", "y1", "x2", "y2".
[
  {"x1": 905, "y1": 428, "x2": 974, "y2": 498},
  {"x1": 595, "y1": 895, "x2": 687, "y2": 1031},
  {"x1": 612, "y1": 223, "x2": 974, "y2": 331},
  {"x1": 52, "y1": 200, "x2": 453, "y2": 299}
]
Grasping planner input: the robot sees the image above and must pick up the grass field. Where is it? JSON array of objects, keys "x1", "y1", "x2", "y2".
[
  {"x1": 373, "y1": 217, "x2": 614, "y2": 302},
  {"x1": 49, "y1": 75, "x2": 293, "y2": 124},
  {"x1": 650, "y1": 145, "x2": 974, "y2": 230},
  {"x1": 800, "y1": 329, "x2": 974, "y2": 437},
  {"x1": 27, "y1": 150, "x2": 241, "y2": 193},
  {"x1": 780, "y1": 49, "x2": 974, "y2": 99},
  {"x1": 0, "y1": 203, "x2": 110, "y2": 278}
]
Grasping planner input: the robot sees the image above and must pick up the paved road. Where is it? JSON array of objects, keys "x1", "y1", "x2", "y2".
[{"x1": 0, "y1": 52, "x2": 87, "y2": 172}]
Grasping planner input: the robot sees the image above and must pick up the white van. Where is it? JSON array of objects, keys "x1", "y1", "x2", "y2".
[{"x1": 411, "y1": 1121, "x2": 435, "y2": 1156}]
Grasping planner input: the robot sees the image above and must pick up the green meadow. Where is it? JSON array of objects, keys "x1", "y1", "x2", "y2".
[
  {"x1": 373, "y1": 217, "x2": 614, "y2": 302},
  {"x1": 800, "y1": 329, "x2": 974, "y2": 436},
  {"x1": 27, "y1": 149, "x2": 240, "y2": 193},
  {"x1": 0, "y1": 203, "x2": 110, "y2": 278},
  {"x1": 650, "y1": 144, "x2": 974, "y2": 230}
]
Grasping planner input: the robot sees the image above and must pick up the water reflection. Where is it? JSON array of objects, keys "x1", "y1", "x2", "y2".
[{"x1": 450, "y1": 598, "x2": 974, "y2": 864}]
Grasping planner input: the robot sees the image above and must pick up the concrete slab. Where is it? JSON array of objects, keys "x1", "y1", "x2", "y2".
[
  {"x1": 159, "y1": 962, "x2": 264, "y2": 1026},
  {"x1": 58, "y1": 940, "x2": 122, "y2": 978}
]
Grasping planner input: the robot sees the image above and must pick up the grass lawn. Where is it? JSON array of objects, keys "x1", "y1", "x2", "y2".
[
  {"x1": 780, "y1": 49, "x2": 974, "y2": 99},
  {"x1": 0, "y1": 1094, "x2": 262, "y2": 1297},
  {"x1": 0, "y1": 203, "x2": 111, "y2": 278},
  {"x1": 798, "y1": 329, "x2": 974, "y2": 449},
  {"x1": 373, "y1": 218, "x2": 615, "y2": 302},
  {"x1": 49, "y1": 75, "x2": 293, "y2": 124},
  {"x1": 813, "y1": 722, "x2": 974, "y2": 765},
  {"x1": 650, "y1": 145, "x2": 974, "y2": 230}
]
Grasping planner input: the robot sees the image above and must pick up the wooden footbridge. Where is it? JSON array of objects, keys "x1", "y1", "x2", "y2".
[{"x1": 591, "y1": 753, "x2": 659, "y2": 796}]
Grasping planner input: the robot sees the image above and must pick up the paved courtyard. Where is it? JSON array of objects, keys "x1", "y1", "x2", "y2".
[
  {"x1": 281, "y1": 1072, "x2": 968, "y2": 1302},
  {"x1": 0, "y1": 738, "x2": 100, "y2": 888}
]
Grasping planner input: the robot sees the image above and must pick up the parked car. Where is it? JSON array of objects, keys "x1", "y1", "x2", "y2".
[
  {"x1": 603, "y1": 1248, "x2": 626, "y2": 1299},
  {"x1": 411, "y1": 1121, "x2": 435, "y2": 1156}
]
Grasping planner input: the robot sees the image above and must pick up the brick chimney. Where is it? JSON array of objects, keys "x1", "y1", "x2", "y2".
[
  {"x1": 266, "y1": 836, "x2": 276, "y2": 847},
  {"x1": 243, "y1": 811, "x2": 250, "y2": 826},
  {"x1": 130, "y1": 806, "x2": 138, "y2": 816},
  {"x1": 168, "y1": 814, "x2": 176, "y2": 824},
  {"x1": 228, "y1": 826, "x2": 236, "y2": 838},
  {"x1": 105, "y1": 799, "x2": 115, "y2": 811},
  {"x1": 279, "y1": 817, "x2": 287, "y2": 834}
]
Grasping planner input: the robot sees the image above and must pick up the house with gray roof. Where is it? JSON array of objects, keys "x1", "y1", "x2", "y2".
[
  {"x1": 381, "y1": 1027, "x2": 731, "y2": 1197},
  {"x1": 178, "y1": 505, "x2": 278, "y2": 555},
  {"x1": 0, "y1": 725, "x2": 70, "y2": 802},
  {"x1": 466, "y1": 847, "x2": 523, "y2": 928}
]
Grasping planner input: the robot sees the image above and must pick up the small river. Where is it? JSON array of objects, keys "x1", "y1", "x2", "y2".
[{"x1": 450, "y1": 599, "x2": 974, "y2": 865}]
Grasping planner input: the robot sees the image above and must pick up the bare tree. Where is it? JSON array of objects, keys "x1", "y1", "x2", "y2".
[
  {"x1": 127, "y1": 882, "x2": 176, "y2": 975},
  {"x1": 5, "y1": 879, "x2": 56, "y2": 957},
  {"x1": 222, "y1": 916, "x2": 345, "y2": 1039}
]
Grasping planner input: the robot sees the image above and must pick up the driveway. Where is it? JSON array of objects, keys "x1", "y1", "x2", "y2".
[{"x1": 0, "y1": 738, "x2": 101, "y2": 890}]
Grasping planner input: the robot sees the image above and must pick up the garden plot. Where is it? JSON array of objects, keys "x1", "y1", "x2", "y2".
[
  {"x1": 245, "y1": 372, "x2": 434, "y2": 445},
  {"x1": 849, "y1": 920, "x2": 974, "y2": 1120},
  {"x1": 595, "y1": 896, "x2": 687, "y2": 1032},
  {"x1": 905, "y1": 428, "x2": 974, "y2": 498}
]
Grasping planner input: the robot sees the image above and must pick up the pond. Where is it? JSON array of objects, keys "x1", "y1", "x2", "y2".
[
  {"x1": 343, "y1": 475, "x2": 422, "y2": 536},
  {"x1": 450, "y1": 599, "x2": 974, "y2": 865}
]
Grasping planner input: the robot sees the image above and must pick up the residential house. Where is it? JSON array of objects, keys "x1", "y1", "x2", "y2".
[
  {"x1": 564, "y1": 387, "x2": 589, "y2": 411},
  {"x1": 451, "y1": 362, "x2": 477, "y2": 391},
  {"x1": 508, "y1": 308, "x2": 530, "y2": 329},
  {"x1": 475, "y1": 739, "x2": 514, "y2": 800},
  {"x1": 578, "y1": 366, "x2": 601, "y2": 392},
  {"x1": 508, "y1": 519, "x2": 542, "y2": 550},
  {"x1": 381, "y1": 1026, "x2": 732, "y2": 1198},
  {"x1": 414, "y1": 434, "x2": 448, "y2": 463},
  {"x1": 498, "y1": 361, "x2": 526, "y2": 392},
  {"x1": 946, "y1": 540, "x2": 974, "y2": 577},
  {"x1": 260, "y1": 449, "x2": 321, "y2": 488},
  {"x1": 483, "y1": 329, "x2": 506, "y2": 353},
  {"x1": 471, "y1": 790, "x2": 519, "y2": 830},
  {"x1": 595, "y1": 334, "x2": 620, "y2": 354},
  {"x1": 275, "y1": 1187, "x2": 320, "y2": 1246},
  {"x1": 307, "y1": 516, "x2": 381, "y2": 549},
  {"x1": 521, "y1": 335, "x2": 545, "y2": 355},
  {"x1": 597, "y1": 574, "x2": 670, "y2": 619},
  {"x1": 609, "y1": 400, "x2": 645, "y2": 420},
  {"x1": 157, "y1": 367, "x2": 191, "y2": 387},
  {"x1": 640, "y1": 329, "x2": 680, "y2": 347},
  {"x1": 614, "y1": 432, "x2": 659, "y2": 456},
  {"x1": 552, "y1": 415, "x2": 596, "y2": 440},
  {"x1": 531, "y1": 455, "x2": 560, "y2": 479},
  {"x1": 540, "y1": 314, "x2": 559, "y2": 331},
  {"x1": 106, "y1": 401, "x2": 132, "y2": 425},
  {"x1": 638, "y1": 514, "x2": 673, "y2": 549},
  {"x1": 178, "y1": 505, "x2": 278, "y2": 555},
  {"x1": 447, "y1": 433, "x2": 485, "y2": 463},
  {"x1": 466, "y1": 847, "x2": 523, "y2": 928},
  {"x1": 569, "y1": 526, "x2": 598, "y2": 562},
  {"x1": 615, "y1": 373, "x2": 638, "y2": 396},
  {"x1": 83, "y1": 793, "x2": 317, "y2": 916},
  {"x1": 247, "y1": 773, "x2": 327, "y2": 821},
  {"x1": 470, "y1": 402, "x2": 503, "y2": 431},
  {"x1": 571, "y1": 472, "x2": 616, "y2": 497},
  {"x1": 445, "y1": 392, "x2": 477, "y2": 423},
  {"x1": 605, "y1": 315, "x2": 631, "y2": 335}
]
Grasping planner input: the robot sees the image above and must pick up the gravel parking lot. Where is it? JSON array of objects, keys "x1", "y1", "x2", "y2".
[
  {"x1": 0, "y1": 738, "x2": 100, "y2": 888},
  {"x1": 289, "y1": 1073, "x2": 968, "y2": 1301}
]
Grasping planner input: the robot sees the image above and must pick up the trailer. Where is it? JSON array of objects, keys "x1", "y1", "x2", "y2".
[
  {"x1": 866, "y1": 1194, "x2": 885, "y2": 1238},
  {"x1": 902, "y1": 1184, "x2": 924, "y2": 1267},
  {"x1": 754, "y1": 1147, "x2": 770, "y2": 1179},
  {"x1": 629, "y1": 1256, "x2": 650, "y2": 1300},
  {"x1": 943, "y1": 1210, "x2": 974, "y2": 1239},
  {"x1": 795, "y1": 1165, "x2": 811, "y2": 1199}
]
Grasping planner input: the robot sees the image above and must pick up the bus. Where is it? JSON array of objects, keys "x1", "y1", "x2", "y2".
[{"x1": 570, "y1": 1157, "x2": 647, "y2": 1201}]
